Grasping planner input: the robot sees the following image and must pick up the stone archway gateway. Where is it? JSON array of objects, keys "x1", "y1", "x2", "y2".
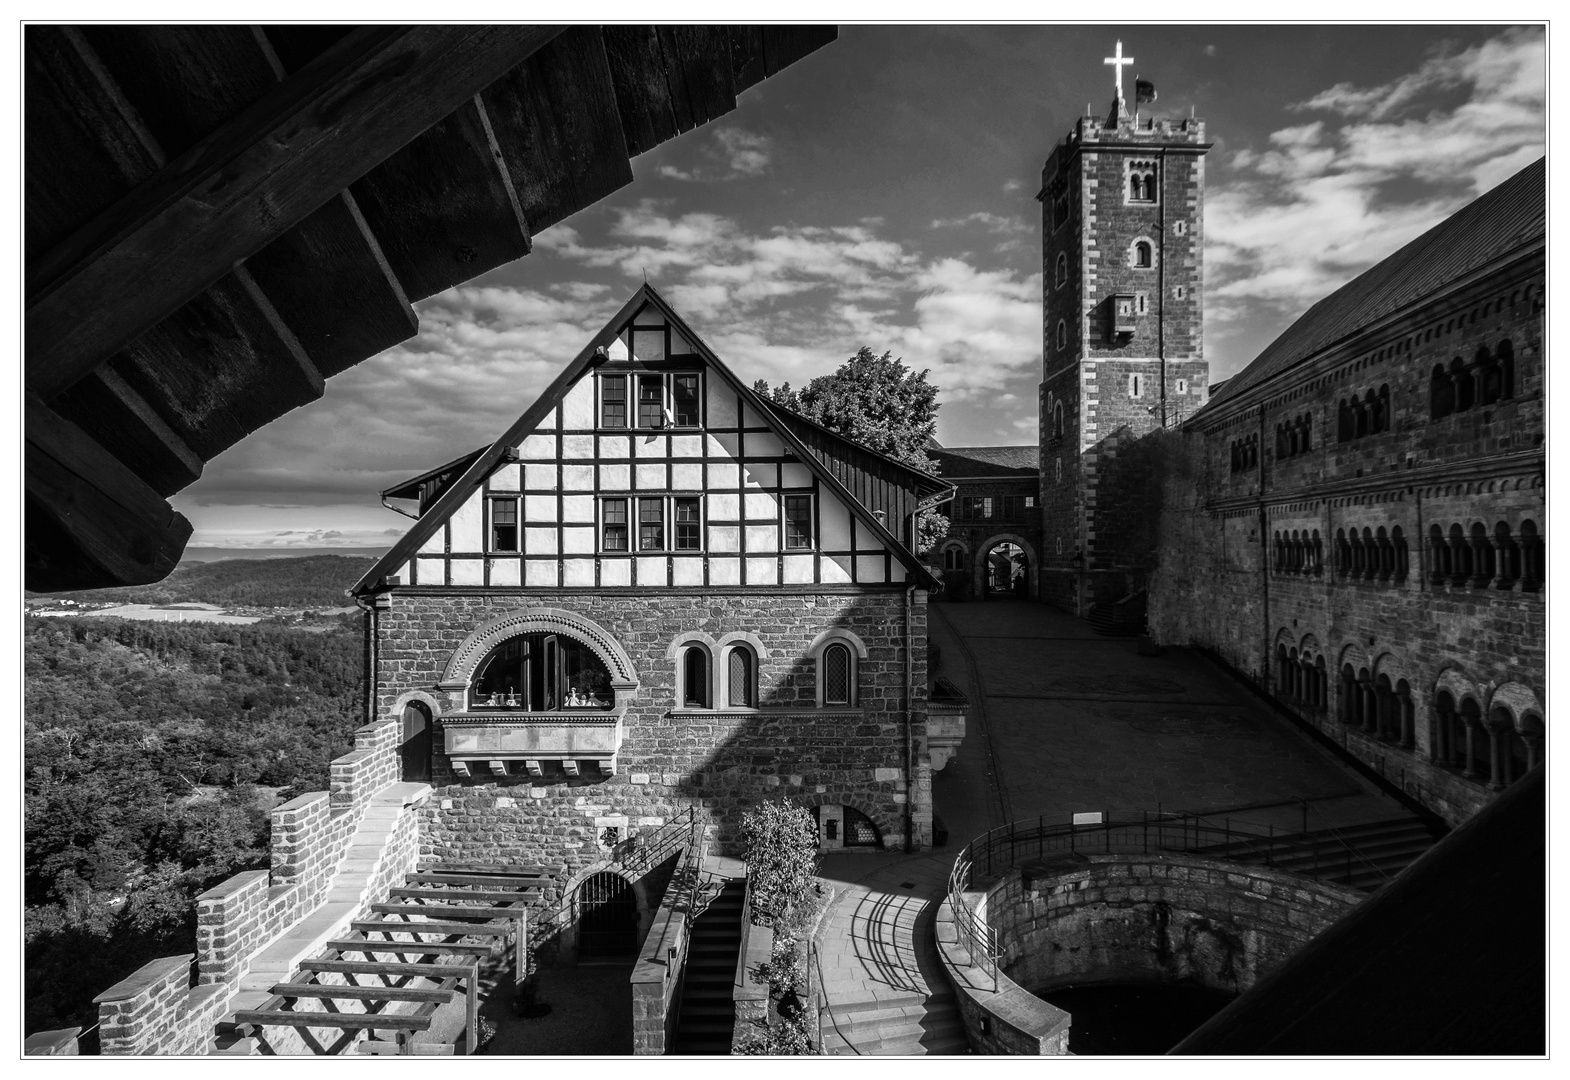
[{"x1": 974, "y1": 534, "x2": 1037, "y2": 599}]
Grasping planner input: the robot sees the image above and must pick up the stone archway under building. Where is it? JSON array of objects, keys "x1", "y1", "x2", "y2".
[{"x1": 973, "y1": 533, "x2": 1037, "y2": 600}]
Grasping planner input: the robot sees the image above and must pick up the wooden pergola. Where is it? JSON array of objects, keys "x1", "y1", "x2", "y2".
[{"x1": 25, "y1": 24, "x2": 835, "y2": 592}]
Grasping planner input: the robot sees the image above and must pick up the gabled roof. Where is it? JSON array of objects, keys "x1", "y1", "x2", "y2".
[
  {"x1": 380, "y1": 446, "x2": 487, "y2": 503},
  {"x1": 1206, "y1": 157, "x2": 1545, "y2": 412},
  {"x1": 765, "y1": 400, "x2": 954, "y2": 499},
  {"x1": 927, "y1": 445, "x2": 1038, "y2": 479},
  {"x1": 351, "y1": 284, "x2": 940, "y2": 595}
]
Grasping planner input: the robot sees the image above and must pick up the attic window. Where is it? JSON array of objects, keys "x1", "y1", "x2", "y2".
[
  {"x1": 490, "y1": 498, "x2": 519, "y2": 551},
  {"x1": 602, "y1": 375, "x2": 627, "y2": 428}
]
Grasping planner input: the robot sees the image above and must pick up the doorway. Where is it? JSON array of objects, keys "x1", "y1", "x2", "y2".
[
  {"x1": 986, "y1": 541, "x2": 1030, "y2": 596},
  {"x1": 576, "y1": 871, "x2": 639, "y2": 957},
  {"x1": 399, "y1": 701, "x2": 431, "y2": 782}
]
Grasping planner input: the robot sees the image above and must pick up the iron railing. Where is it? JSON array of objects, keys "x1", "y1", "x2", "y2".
[
  {"x1": 615, "y1": 805, "x2": 698, "y2": 875},
  {"x1": 944, "y1": 809, "x2": 1392, "y2": 990}
]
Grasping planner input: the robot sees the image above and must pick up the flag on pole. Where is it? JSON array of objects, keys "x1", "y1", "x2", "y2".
[{"x1": 1135, "y1": 79, "x2": 1157, "y2": 104}]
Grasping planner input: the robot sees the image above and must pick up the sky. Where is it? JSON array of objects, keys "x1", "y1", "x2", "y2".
[{"x1": 165, "y1": 22, "x2": 1547, "y2": 551}]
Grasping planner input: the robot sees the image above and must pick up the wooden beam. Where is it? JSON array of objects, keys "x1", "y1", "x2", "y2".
[
  {"x1": 270, "y1": 983, "x2": 455, "y2": 1005},
  {"x1": 415, "y1": 862, "x2": 554, "y2": 877},
  {"x1": 370, "y1": 903, "x2": 526, "y2": 921},
  {"x1": 328, "y1": 939, "x2": 494, "y2": 957},
  {"x1": 25, "y1": 393, "x2": 192, "y2": 589},
  {"x1": 389, "y1": 887, "x2": 538, "y2": 904},
  {"x1": 406, "y1": 872, "x2": 546, "y2": 888},
  {"x1": 27, "y1": 24, "x2": 564, "y2": 400},
  {"x1": 350, "y1": 920, "x2": 512, "y2": 938},
  {"x1": 232, "y1": 1010, "x2": 432, "y2": 1032},
  {"x1": 298, "y1": 959, "x2": 475, "y2": 979},
  {"x1": 49, "y1": 366, "x2": 204, "y2": 496}
]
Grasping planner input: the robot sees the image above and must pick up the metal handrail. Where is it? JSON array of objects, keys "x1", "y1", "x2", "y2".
[
  {"x1": 1299, "y1": 801, "x2": 1395, "y2": 885},
  {"x1": 616, "y1": 805, "x2": 698, "y2": 875}
]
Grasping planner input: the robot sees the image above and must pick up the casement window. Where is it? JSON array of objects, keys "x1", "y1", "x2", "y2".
[
  {"x1": 674, "y1": 497, "x2": 701, "y2": 550},
  {"x1": 999, "y1": 495, "x2": 1035, "y2": 520},
  {"x1": 822, "y1": 643, "x2": 852, "y2": 706},
  {"x1": 601, "y1": 375, "x2": 627, "y2": 428},
  {"x1": 638, "y1": 497, "x2": 665, "y2": 551},
  {"x1": 637, "y1": 375, "x2": 664, "y2": 428},
  {"x1": 681, "y1": 645, "x2": 710, "y2": 708},
  {"x1": 602, "y1": 498, "x2": 629, "y2": 551},
  {"x1": 490, "y1": 498, "x2": 518, "y2": 551},
  {"x1": 810, "y1": 629, "x2": 864, "y2": 708},
  {"x1": 725, "y1": 644, "x2": 757, "y2": 708},
  {"x1": 957, "y1": 496, "x2": 993, "y2": 522},
  {"x1": 783, "y1": 494, "x2": 813, "y2": 549},
  {"x1": 672, "y1": 374, "x2": 701, "y2": 426}
]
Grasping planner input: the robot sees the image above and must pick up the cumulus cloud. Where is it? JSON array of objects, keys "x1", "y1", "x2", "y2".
[
  {"x1": 930, "y1": 211, "x2": 1031, "y2": 235},
  {"x1": 1208, "y1": 26, "x2": 1544, "y2": 342},
  {"x1": 657, "y1": 126, "x2": 774, "y2": 182}
]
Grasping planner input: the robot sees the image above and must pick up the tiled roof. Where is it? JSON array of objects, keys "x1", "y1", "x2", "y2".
[
  {"x1": 927, "y1": 444, "x2": 1038, "y2": 478},
  {"x1": 1206, "y1": 157, "x2": 1545, "y2": 411}
]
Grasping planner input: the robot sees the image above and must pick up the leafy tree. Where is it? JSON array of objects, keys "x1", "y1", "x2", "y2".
[{"x1": 755, "y1": 348, "x2": 950, "y2": 552}]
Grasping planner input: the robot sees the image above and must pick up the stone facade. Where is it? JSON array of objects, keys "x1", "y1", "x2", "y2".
[
  {"x1": 1037, "y1": 100, "x2": 1210, "y2": 613},
  {"x1": 1146, "y1": 162, "x2": 1546, "y2": 828},
  {"x1": 928, "y1": 446, "x2": 1042, "y2": 602}
]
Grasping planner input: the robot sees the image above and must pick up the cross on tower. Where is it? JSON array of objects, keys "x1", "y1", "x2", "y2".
[{"x1": 1104, "y1": 39, "x2": 1133, "y2": 101}]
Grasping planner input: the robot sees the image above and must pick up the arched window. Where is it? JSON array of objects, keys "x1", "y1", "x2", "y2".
[
  {"x1": 1056, "y1": 320, "x2": 1068, "y2": 351},
  {"x1": 1451, "y1": 357, "x2": 1475, "y2": 412},
  {"x1": 1494, "y1": 522, "x2": 1520, "y2": 588},
  {"x1": 1519, "y1": 519, "x2": 1543, "y2": 591},
  {"x1": 1430, "y1": 364, "x2": 1454, "y2": 419},
  {"x1": 1052, "y1": 402, "x2": 1065, "y2": 438},
  {"x1": 1132, "y1": 241, "x2": 1153, "y2": 268},
  {"x1": 1055, "y1": 251, "x2": 1068, "y2": 288},
  {"x1": 822, "y1": 643, "x2": 853, "y2": 707},
  {"x1": 1495, "y1": 339, "x2": 1515, "y2": 399},
  {"x1": 943, "y1": 546, "x2": 964, "y2": 571},
  {"x1": 725, "y1": 644, "x2": 757, "y2": 708},
  {"x1": 682, "y1": 645, "x2": 711, "y2": 708},
  {"x1": 469, "y1": 633, "x2": 613, "y2": 711}
]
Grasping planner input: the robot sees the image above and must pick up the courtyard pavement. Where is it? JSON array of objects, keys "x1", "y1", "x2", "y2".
[{"x1": 812, "y1": 597, "x2": 1412, "y2": 1054}]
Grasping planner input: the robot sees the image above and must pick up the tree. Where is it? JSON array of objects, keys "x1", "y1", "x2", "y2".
[{"x1": 755, "y1": 348, "x2": 950, "y2": 552}]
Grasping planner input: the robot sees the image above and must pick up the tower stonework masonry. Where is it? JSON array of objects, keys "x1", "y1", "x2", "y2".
[{"x1": 1037, "y1": 71, "x2": 1210, "y2": 613}]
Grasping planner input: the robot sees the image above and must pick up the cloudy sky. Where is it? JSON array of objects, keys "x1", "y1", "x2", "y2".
[{"x1": 171, "y1": 23, "x2": 1546, "y2": 550}]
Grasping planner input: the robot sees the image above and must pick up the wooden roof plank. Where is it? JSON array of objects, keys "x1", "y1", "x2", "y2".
[
  {"x1": 261, "y1": 26, "x2": 356, "y2": 77},
  {"x1": 600, "y1": 25, "x2": 678, "y2": 157},
  {"x1": 299, "y1": 959, "x2": 476, "y2": 978},
  {"x1": 326, "y1": 939, "x2": 494, "y2": 957},
  {"x1": 762, "y1": 27, "x2": 839, "y2": 78},
  {"x1": 350, "y1": 920, "x2": 514, "y2": 938},
  {"x1": 658, "y1": 25, "x2": 738, "y2": 127},
  {"x1": 50, "y1": 367, "x2": 204, "y2": 496},
  {"x1": 104, "y1": 268, "x2": 324, "y2": 461},
  {"x1": 25, "y1": 394, "x2": 193, "y2": 590},
  {"x1": 26, "y1": 24, "x2": 565, "y2": 400},
  {"x1": 479, "y1": 26, "x2": 633, "y2": 236},
  {"x1": 270, "y1": 983, "x2": 455, "y2": 1005},
  {"x1": 388, "y1": 887, "x2": 538, "y2": 904},
  {"x1": 406, "y1": 872, "x2": 547, "y2": 888},
  {"x1": 233, "y1": 1010, "x2": 433, "y2": 1032},
  {"x1": 729, "y1": 26, "x2": 768, "y2": 92},
  {"x1": 370, "y1": 903, "x2": 526, "y2": 921},
  {"x1": 244, "y1": 190, "x2": 418, "y2": 379},
  {"x1": 348, "y1": 95, "x2": 533, "y2": 304}
]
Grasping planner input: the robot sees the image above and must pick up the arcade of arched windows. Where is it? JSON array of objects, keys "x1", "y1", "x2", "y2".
[
  {"x1": 1229, "y1": 433, "x2": 1257, "y2": 474},
  {"x1": 1426, "y1": 519, "x2": 1542, "y2": 592},
  {"x1": 1271, "y1": 529, "x2": 1323, "y2": 576},
  {"x1": 1430, "y1": 340, "x2": 1514, "y2": 420},
  {"x1": 1337, "y1": 385, "x2": 1390, "y2": 442},
  {"x1": 1338, "y1": 665, "x2": 1417, "y2": 751},
  {"x1": 1275, "y1": 413, "x2": 1312, "y2": 459},
  {"x1": 1275, "y1": 643, "x2": 1328, "y2": 711},
  {"x1": 1333, "y1": 526, "x2": 1409, "y2": 584},
  {"x1": 1429, "y1": 690, "x2": 1542, "y2": 792}
]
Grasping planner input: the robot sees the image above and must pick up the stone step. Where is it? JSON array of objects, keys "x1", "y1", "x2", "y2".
[
  {"x1": 829, "y1": 990, "x2": 956, "y2": 1016},
  {"x1": 834, "y1": 1012, "x2": 966, "y2": 1042}
]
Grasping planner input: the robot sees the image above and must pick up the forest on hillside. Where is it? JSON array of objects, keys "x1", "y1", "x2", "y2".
[
  {"x1": 30, "y1": 553, "x2": 376, "y2": 608},
  {"x1": 23, "y1": 615, "x2": 366, "y2": 1036}
]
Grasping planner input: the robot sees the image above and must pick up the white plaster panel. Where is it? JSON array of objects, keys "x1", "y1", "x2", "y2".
[
  {"x1": 672, "y1": 558, "x2": 704, "y2": 586},
  {"x1": 489, "y1": 559, "x2": 522, "y2": 586},
  {"x1": 450, "y1": 493, "x2": 483, "y2": 552},
  {"x1": 744, "y1": 492, "x2": 779, "y2": 520},
  {"x1": 711, "y1": 431, "x2": 741, "y2": 458},
  {"x1": 600, "y1": 464, "x2": 631, "y2": 490},
  {"x1": 746, "y1": 557, "x2": 778, "y2": 585},
  {"x1": 708, "y1": 493, "x2": 739, "y2": 520},
  {"x1": 708, "y1": 463, "x2": 739, "y2": 489},
  {"x1": 636, "y1": 557, "x2": 668, "y2": 586},
  {"x1": 562, "y1": 465, "x2": 594, "y2": 491},
  {"x1": 600, "y1": 559, "x2": 631, "y2": 587},
  {"x1": 672, "y1": 327, "x2": 694, "y2": 354},
  {"x1": 819, "y1": 500, "x2": 852, "y2": 549},
  {"x1": 634, "y1": 434, "x2": 668, "y2": 458},
  {"x1": 671, "y1": 435, "x2": 703, "y2": 458},
  {"x1": 780, "y1": 463, "x2": 813, "y2": 488},
  {"x1": 524, "y1": 527, "x2": 557, "y2": 555},
  {"x1": 607, "y1": 337, "x2": 629, "y2": 361},
  {"x1": 538, "y1": 406, "x2": 558, "y2": 431},
  {"x1": 749, "y1": 432, "x2": 785, "y2": 458},
  {"x1": 746, "y1": 524, "x2": 779, "y2": 552},
  {"x1": 419, "y1": 527, "x2": 445, "y2": 556},
  {"x1": 709, "y1": 557, "x2": 741, "y2": 585},
  {"x1": 395, "y1": 561, "x2": 411, "y2": 583},
  {"x1": 520, "y1": 434, "x2": 555, "y2": 459},
  {"x1": 782, "y1": 554, "x2": 815, "y2": 583},
  {"x1": 821, "y1": 554, "x2": 852, "y2": 584},
  {"x1": 562, "y1": 559, "x2": 595, "y2": 586},
  {"x1": 599, "y1": 435, "x2": 629, "y2": 460},
  {"x1": 856, "y1": 555, "x2": 887, "y2": 583},
  {"x1": 416, "y1": 557, "x2": 445, "y2": 585},
  {"x1": 489, "y1": 463, "x2": 521, "y2": 491},
  {"x1": 635, "y1": 464, "x2": 666, "y2": 490},
  {"x1": 561, "y1": 495, "x2": 594, "y2": 522},
  {"x1": 562, "y1": 527, "x2": 595, "y2": 554},
  {"x1": 562, "y1": 435, "x2": 595, "y2": 460},
  {"x1": 450, "y1": 558, "x2": 484, "y2": 585},
  {"x1": 524, "y1": 495, "x2": 557, "y2": 523},
  {"x1": 525, "y1": 560, "x2": 557, "y2": 587},
  {"x1": 857, "y1": 525, "x2": 888, "y2": 552},
  {"x1": 517, "y1": 464, "x2": 550, "y2": 490},
  {"x1": 743, "y1": 462, "x2": 778, "y2": 489},
  {"x1": 741, "y1": 402, "x2": 767, "y2": 429},
  {"x1": 561, "y1": 379, "x2": 595, "y2": 429},
  {"x1": 672, "y1": 463, "x2": 704, "y2": 490},
  {"x1": 890, "y1": 564, "x2": 907, "y2": 583},
  {"x1": 708, "y1": 385, "x2": 738, "y2": 428},
  {"x1": 708, "y1": 525, "x2": 740, "y2": 552}
]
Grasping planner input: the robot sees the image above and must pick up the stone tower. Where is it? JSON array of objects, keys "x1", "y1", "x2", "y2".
[{"x1": 1036, "y1": 44, "x2": 1210, "y2": 613}]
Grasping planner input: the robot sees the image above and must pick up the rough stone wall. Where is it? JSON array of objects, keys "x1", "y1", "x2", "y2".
[
  {"x1": 94, "y1": 956, "x2": 229, "y2": 1056},
  {"x1": 378, "y1": 587, "x2": 929, "y2": 891},
  {"x1": 987, "y1": 854, "x2": 1362, "y2": 998},
  {"x1": 934, "y1": 477, "x2": 1043, "y2": 601},
  {"x1": 1148, "y1": 265, "x2": 1545, "y2": 827}
]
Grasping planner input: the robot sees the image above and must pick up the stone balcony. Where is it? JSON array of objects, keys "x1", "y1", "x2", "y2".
[{"x1": 441, "y1": 710, "x2": 624, "y2": 778}]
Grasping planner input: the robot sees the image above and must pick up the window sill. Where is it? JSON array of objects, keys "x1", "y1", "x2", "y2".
[{"x1": 669, "y1": 707, "x2": 864, "y2": 719}]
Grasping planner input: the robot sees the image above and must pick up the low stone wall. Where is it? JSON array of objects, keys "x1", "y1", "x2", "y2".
[
  {"x1": 991, "y1": 854, "x2": 1364, "y2": 997},
  {"x1": 731, "y1": 887, "x2": 773, "y2": 1051},
  {"x1": 93, "y1": 956, "x2": 230, "y2": 1056},
  {"x1": 630, "y1": 842, "x2": 703, "y2": 1054},
  {"x1": 935, "y1": 897, "x2": 1071, "y2": 1055}
]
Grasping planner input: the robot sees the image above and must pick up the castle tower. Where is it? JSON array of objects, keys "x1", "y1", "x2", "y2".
[{"x1": 1036, "y1": 42, "x2": 1210, "y2": 614}]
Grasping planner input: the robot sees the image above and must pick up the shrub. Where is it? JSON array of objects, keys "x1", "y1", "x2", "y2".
[{"x1": 739, "y1": 799, "x2": 819, "y2": 928}]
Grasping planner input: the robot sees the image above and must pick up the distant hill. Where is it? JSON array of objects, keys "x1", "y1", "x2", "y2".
[{"x1": 32, "y1": 554, "x2": 375, "y2": 608}]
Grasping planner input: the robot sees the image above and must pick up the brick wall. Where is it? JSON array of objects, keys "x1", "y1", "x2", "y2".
[
  {"x1": 379, "y1": 587, "x2": 930, "y2": 892},
  {"x1": 93, "y1": 956, "x2": 229, "y2": 1056}
]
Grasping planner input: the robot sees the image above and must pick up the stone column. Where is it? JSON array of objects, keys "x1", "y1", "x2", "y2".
[
  {"x1": 1399, "y1": 695, "x2": 1415, "y2": 750},
  {"x1": 1463, "y1": 717, "x2": 1484, "y2": 779},
  {"x1": 1523, "y1": 734, "x2": 1542, "y2": 772},
  {"x1": 1482, "y1": 716, "x2": 1509, "y2": 791}
]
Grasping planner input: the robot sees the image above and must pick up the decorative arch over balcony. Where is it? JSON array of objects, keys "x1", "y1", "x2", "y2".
[{"x1": 437, "y1": 606, "x2": 640, "y2": 700}]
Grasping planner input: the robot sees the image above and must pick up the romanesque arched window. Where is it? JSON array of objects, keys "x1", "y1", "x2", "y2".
[
  {"x1": 1338, "y1": 399, "x2": 1354, "y2": 442},
  {"x1": 1519, "y1": 519, "x2": 1543, "y2": 591},
  {"x1": 724, "y1": 643, "x2": 757, "y2": 708},
  {"x1": 1055, "y1": 251, "x2": 1068, "y2": 288},
  {"x1": 1496, "y1": 339, "x2": 1515, "y2": 399},
  {"x1": 821, "y1": 643, "x2": 853, "y2": 707},
  {"x1": 1494, "y1": 522, "x2": 1520, "y2": 588},
  {"x1": 1451, "y1": 357, "x2": 1475, "y2": 412},
  {"x1": 943, "y1": 545, "x2": 964, "y2": 571},
  {"x1": 1428, "y1": 524, "x2": 1450, "y2": 584},
  {"x1": 1132, "y1": 240, "x2": 1153, "y2": 268},
  {"x1": 469, "y1": 633, "x2": 614, "y2": 712},
  {"x1": 1057, "y1": 319, "x2": 1068, "y2": 351},
  {"x1": 1431, "y1": 364, "x2": 1454, "y2": 419},
  {"x1": 682, "y1": 644, "x2": 711, "y2": 708},
  {"x1": 1053, "y1": 401, "x2": 1065, "y2": 439},
  {"x1": 1469, "y1": 522, "x2": 1496, "y2": 587},
  {"x1": 1392, "y1": 527, "x2": 1409, "y2": 580}
]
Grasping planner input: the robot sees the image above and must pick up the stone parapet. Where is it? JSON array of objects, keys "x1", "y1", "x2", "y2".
[{"x1": 629, "y1": 837, "x2": 703, "y2": 1054}]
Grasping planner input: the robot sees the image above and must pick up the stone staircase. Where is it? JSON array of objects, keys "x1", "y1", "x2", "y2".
[
  {"x1": 1190, "y1": 816, "x2": 1444, "y2": 892},
  {"x1": 820, "y1": 989, "x2": 966, "y2": 1056},
  {"x1": 1087, "y1": 591, "x2": 1147, "y2": 637},
  {"x1": 672, "y1": 878, "x2": 745, "y2": 1054}
]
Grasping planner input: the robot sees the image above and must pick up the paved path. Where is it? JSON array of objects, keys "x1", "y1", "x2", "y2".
[{"x1": 812, "y1": 598, "x2": 1411, "y2": 1054}]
